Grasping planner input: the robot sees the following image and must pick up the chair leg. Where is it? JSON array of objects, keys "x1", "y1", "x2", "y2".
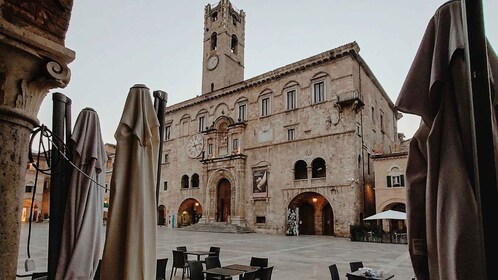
[{"x1": 181, "y1": 267, "x2": 185, "y2": 280}]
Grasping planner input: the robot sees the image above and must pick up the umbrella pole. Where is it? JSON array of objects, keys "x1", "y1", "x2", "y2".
[
  {"x1": 461, "y1": 1, "x2": 498, "y2": 278},
  {"x1": 153, "y1": 90, "x2": 168, "y2": 209},
  {"x1": 47, "y1": 92, "x2": 72, "y2": 280}
]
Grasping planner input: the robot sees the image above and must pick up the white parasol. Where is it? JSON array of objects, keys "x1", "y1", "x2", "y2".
[{"x1": 363, "y1": 210, "x2": 406, "y2": 221}]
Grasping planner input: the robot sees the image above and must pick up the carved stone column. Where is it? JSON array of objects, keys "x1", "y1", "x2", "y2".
[{"x1": 0, "y1": 1, "x2": 74, "y2": 278}]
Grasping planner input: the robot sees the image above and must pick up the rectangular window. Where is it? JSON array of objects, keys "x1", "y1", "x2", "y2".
[
  {"x1": 164, "y1": 153, "x2": 169, "y2": 163},
  {"x1": 163, "y1": 181, "x2": 168, "y2": 191},
  {"x1": 371, "y1": 106, "x2": 375, "y2": 122},
  {"x1": 198, "y1": 116, "x2": 205, "y2": 132},
  {"x1": 313, "y1": 82, "x2": 325, "y2": 103},
  {"x1": 25, "y1": 185, "x2": 33, "y2": 193},
  {"x1": 367, "y1": 153, "x2": 371, "y2": 174},
  {"x1": 232, "y1": 138, "x2": 239, "y2": 151},
  {"x1": 238, "y1": 104, "x2": 247, "y2": 121},
  {"x1": 208, "y1": 143, "x2": 213, "y2": 155},
  {"x1": 43, "y1": 180, "x2": 49, "y2": 191},
  {"x1": 286, "y1": 90, "x2": 296, "y2": 110},
  {"x1": 256, "y1": 216, "x2": 266, "y2": 224},
  {"x1": 287, "y1": 128, "x2": 295, "y2": 141},
  {"x1": 261, "y1": 97, "x2": 270, "y2": 116},
  {"x1": 387, "y1": 175, "x2": 405, "y2": 187},
  {"x1": 164, "y1": 125, "x2": 171, "y2": 140}
]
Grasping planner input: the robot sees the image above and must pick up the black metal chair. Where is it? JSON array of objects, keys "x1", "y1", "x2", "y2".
[
  {"x1": 241, "y1": 270, "x2": 257, "y2": 280},
  {"x1": 156, "y1": 258, "x2": 168, "y2": 280},
  {"x1": 329, "y1": 264, "x2": 340, "y2": 280},
  {"x1": 345, "y1": 272, "x2": 367, "y2": 280},
  {"x1": 170, "y1": 250, "x2": 189, "y2": 280},
  {"x1": 189, "y1": 260, "x2": 205, "y2": 280},
  {"x1": 205, "y1": 256, "x2": 230, "y2": 280},
  {"x1": 250, "y1": 257, "x2": 268, "y2": 279},
  {"x1": 31, "y1": 272, "x2": 48, "y2": 280},
  {"x1": 209, "y1": 246, "x2": 221, "y2": 257},
  {"x1": 349, "y1": 261, "x2": 364, "y2": 272},
  {"x1": 258, "y1": 266, "x2": 273, "y2": 280}
]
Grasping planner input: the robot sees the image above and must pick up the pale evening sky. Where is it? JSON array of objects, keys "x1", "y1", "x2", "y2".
[{"x1": 37, "y1": 0, "x2": 498, "y2": 144}]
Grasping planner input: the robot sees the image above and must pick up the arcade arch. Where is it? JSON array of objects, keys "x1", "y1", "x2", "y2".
[
  {"x1": 287, "y1": 192, "x2": 334, "y2": 236},
  {"x1": 177, "y1": 198, "x2": 203, "y2": 227}
]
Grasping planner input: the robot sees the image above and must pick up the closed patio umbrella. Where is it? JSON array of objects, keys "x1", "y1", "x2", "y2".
[
  {"x1": 56, "y1": 108, "x2": 106, "y2": 280},
  {"x1": 395, "y1": 1, "x2": 498, "y2": 279},
  {"x1": 100, "y1": 84, "x2": 160, "y2": 280}
]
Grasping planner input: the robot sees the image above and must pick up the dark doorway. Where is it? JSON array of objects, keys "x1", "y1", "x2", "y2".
[
  {"x1": 158, "y1": 205, "x2": 166, "y2": 225},
  {"x1": 322, "y1": 202, "x2": 334, "y2": 235},
  {"x1": 299, "y1": 203, "x2": 315, "y2": 235},
  {"x1": 217, "y1": 178, "x2": 231, "y2": 222}
]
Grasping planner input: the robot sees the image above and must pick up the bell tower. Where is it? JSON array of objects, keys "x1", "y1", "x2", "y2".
[{"x1": 202, "y1": 0, "x2": 245, "y2": 94}]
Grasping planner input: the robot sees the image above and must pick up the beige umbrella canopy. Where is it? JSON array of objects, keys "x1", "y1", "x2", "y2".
[
  {"x1": 100, "y1": 84, "x2": 160, "y2": 280},
  {"x1": 396, "y1": 1, "x2": 498, "y2": 279},
  {"x1": 56, "y1": 108, "x2": 106, "y2": 280}
]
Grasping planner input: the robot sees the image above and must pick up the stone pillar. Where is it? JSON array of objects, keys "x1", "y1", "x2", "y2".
[{"x1": 0, "y1": 1, "x2": 74, "y2": 278}]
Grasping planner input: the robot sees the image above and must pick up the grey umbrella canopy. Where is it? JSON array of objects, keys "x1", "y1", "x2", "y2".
[
  {"x1": 56, "y1": 108, "x2": 106, "y2": 280},
  {"x1": 396, "y1": 1, "x2": 498, "y2": 279},
  {"x1": 100, "y1": 84, "x2": 160, "y2": 280}
]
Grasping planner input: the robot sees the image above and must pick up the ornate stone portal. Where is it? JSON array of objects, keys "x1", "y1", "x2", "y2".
[{"x1": 0, "y1": 1, "x2": 75, "y2": 278}]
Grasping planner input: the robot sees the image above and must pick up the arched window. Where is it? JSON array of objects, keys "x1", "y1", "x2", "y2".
[
  {"x1": 211, "y1": 11, "x2": 218, "y2": 21},
  {"x1": 191, "y1": 173, "x2": 200, "y2": 188},
  {"x1": 294, "y1": 160, "x2": 308, "y2": 180},
  {"x1": 231, "y1": 34, "x2": 238, "y2": 53},
  {"x1": 211, "y1": 32, "x2": 217, "y2": 50},
  {"x1": 311, "y1": 157, "x2": 326, "y2": 178},
  {"x1": 181, "y1": 175, "x2": 189, "y2": 188}
]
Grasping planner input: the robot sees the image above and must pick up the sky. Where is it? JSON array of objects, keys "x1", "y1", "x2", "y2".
[{"x1": 37, "y1": 0, "x2": 498, "y2": 144}]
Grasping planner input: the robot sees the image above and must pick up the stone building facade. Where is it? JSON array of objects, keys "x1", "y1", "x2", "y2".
[{"x1": 158, "y1": 0, "x2": 400, "y2": 237}]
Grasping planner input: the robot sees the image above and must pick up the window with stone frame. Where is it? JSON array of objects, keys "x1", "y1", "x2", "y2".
[
  {"x1": 238, "y1": 102, "x2": 247, "y2": 121},
  {"x1": 181, "y1": 175, "x2": 189, "y2": 189},
  {"x1": 294, "y1": 160, "x2": 308, "y2": 180},
  {"x1": 261, "y1": 96, "x2": 270, "y2": 117},
  {"x1": 312, "y1": 81, "x2": 325, "y2": 104},
  {"x1": 387, "y1": 167, "x2": 405, "y2": 187},
  {"x1": 164, "y1": 124, "x2": 171, "y2": 140},
  {"x1": 311, "y1": 157, "x2": 326, "y2": 178},
  {"x1": 198, "y1": 115, "x2": 206, "y2": 132},
  {"x1": 286, "y1": 89, "x2": 297, "y2": 110},
  {"x1": 287, "y1": 128, "x2": 295, "y2": 141}
]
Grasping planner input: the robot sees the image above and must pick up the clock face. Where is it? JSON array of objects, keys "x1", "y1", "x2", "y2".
[
  {"x1": 207, "y1": 55, "x2": 219, "y2": 70},
  {"x1": 186, "y1": 134, "x2": 204, "y2": 158}
]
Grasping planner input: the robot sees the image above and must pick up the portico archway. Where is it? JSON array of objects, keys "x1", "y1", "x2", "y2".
[
  {"x1": 177, "y1": 198, "x2": 203, "y2": 227},
  {"x1": 288, "y1": 192, "x2": 333, "y2": 236}
]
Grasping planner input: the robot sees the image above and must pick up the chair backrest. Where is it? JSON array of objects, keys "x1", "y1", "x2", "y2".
[
  {"x1": 329, "y1": 264, "x2": 340, "y2": 280},
  {"x1": 209, "y1": 246, "x2": 221, "y2": 257},
  {"x1": 177, "y1": 246, "x2": 187, "y2": 252},
  {"x1": 250, "y1": 257, "x2": 268, "y2": 268},
  {"x1": 205, "y1": 256, "x2": 221, "y2": 269},
  {"x1": 242, "y1": 270, "x2": 257, "y2": 280},
  {"x1": 172, "y1": 250, "x2": 186, "y2": 268},
  {"x1": 156, "y1": 258, "x2": 168, "y2": 280},
  {"x1": 345, "y1": 273, "x2": 367, "y2": 280},
  {"x1": 258, "y1": 266, "x2": 274, "y2": 280},
  {"x1": 349, "y1": 261, "x2": 364, "y2": 272},
  {"x1": 189, "y1": 260, "x2": 204, "y2": 280}
]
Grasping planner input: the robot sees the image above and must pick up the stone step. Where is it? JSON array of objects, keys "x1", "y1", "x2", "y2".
[{"x1": 177, "y1": 222, "x2": 254, "y2": 234}]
